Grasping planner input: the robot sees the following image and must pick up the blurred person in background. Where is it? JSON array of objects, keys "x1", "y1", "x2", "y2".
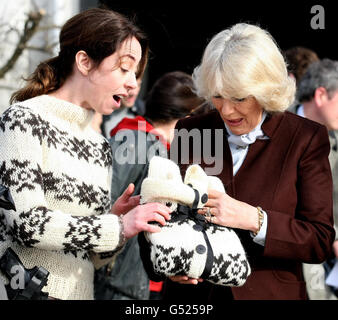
[
  {"x1": 291, "y1": 58, "x2": 338, "y2": 300},
  {"x1": 284, "y1": 46, "x2": 319, "y2": 108},
  {"x1": 284, "y1": 46, "x2": 319, "y2": 85}
]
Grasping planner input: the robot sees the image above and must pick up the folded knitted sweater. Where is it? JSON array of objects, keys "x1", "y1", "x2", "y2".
[{"x1": 0, "y1": 95, "x2": 123, "y2": 300}]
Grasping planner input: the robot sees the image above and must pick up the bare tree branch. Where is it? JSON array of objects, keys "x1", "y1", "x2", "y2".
[
  {"x1": 25, "y1": 41, "x2": 58, "y2": 55},
  {"x1": 36, "y1": 25, "x2": 61, "y2": 32},
  {"x1": 0, "y1": 9, "x2": 46, "y2": 79}
]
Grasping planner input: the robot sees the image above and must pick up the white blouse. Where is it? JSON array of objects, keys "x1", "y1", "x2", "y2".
[{"x1": 224, "y1": 111, "x2": 269, "y2": 246}]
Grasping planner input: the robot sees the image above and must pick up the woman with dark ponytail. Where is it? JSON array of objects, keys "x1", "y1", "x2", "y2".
[{"x1": 0, "y1": 8, "x2": 171, "y2": 300}]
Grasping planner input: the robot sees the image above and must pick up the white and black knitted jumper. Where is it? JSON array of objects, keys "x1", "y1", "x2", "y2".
[{"x1": 0, "y1": 95, "x2": 123, "y2": 300}]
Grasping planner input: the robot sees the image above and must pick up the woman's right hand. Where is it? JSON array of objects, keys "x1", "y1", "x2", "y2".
[{"x1": 122, "y1": 203, "x2": 171, "y2": 239}]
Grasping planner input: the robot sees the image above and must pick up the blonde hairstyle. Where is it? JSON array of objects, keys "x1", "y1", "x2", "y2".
[{"x1": 193, "y1": 23, "x2": 296, "y2": 112}]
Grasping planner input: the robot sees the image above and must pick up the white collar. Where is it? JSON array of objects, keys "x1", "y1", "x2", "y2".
[{"x1": 225, "y1": 111, "x2": 269, "y2": 147}]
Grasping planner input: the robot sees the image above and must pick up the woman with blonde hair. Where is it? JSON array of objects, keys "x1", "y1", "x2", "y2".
[{"x1": 163, "y1": 23, "x2": 335, "y2": 300}]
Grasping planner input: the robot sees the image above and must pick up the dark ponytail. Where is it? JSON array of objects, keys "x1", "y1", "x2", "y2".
[
  {"x1": 10, "y1": 8, "x2": 149, "y2": 104},
  {"x1": 10, "y1": 56, "x2": 64, "y2": 104}
]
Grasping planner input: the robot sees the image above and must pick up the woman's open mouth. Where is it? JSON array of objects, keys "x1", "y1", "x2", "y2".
[
  {"x1": 112, "y1": 95, "x2": 122, "y2": 108},
  {"x1": 227, "y1": 118, "x2": 243, "y2": 127}
]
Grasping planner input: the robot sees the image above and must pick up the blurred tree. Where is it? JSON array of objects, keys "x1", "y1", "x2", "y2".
[{"x1": 0, "y1": 9, "x2": 46, "y2": 79}]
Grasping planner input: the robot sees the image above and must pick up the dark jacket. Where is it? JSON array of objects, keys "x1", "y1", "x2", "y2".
[
  {"x1": 288, "y1": 104, "x2": 338, "y2": 241},
  {"x1": 157, "y1": 109, "x2": 335, "y2": 300}
]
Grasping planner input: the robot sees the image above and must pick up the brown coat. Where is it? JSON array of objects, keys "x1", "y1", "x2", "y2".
[{"x1": 168, "y1": 110, "x2": 335, "y2": 300}]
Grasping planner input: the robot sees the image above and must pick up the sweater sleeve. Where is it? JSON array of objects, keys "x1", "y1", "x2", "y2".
[{"x1": 0, "y1": 106, "x2": 123, "y2": 254}]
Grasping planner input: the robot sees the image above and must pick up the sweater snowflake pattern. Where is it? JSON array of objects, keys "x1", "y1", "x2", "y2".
[{"x1": 0, "y1": 95, "x2": 123, "y2": 300}]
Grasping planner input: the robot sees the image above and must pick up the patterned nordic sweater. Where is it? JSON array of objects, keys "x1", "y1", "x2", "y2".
[{"x1": 0, "y1": 95, "x2": 123, "y2": 300}]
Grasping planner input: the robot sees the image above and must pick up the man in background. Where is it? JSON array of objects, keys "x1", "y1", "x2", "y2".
[{"x1": 290, "y1": 58, "x2": 338, "y2": 300}]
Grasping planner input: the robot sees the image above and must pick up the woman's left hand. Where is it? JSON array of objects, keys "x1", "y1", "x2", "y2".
[
  {"x1": 111, "y1": 183, "x2": 141, "y2": 216},
  {"x1": 198, "y1": 189, "x2": 259, "y2": 232}
]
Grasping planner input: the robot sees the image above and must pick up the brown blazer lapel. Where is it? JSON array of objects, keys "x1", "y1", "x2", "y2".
[
  {"x1": 222, "y1": 112, "x2": 285, "y2": 197},
  {"x1": 234, "y1": 111, "x2": 304, "y2": 206}
]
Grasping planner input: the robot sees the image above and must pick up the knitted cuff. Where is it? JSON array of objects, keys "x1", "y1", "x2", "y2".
[{"x1": 117, "y1": 215, "x2": 127, "y2": 247}]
